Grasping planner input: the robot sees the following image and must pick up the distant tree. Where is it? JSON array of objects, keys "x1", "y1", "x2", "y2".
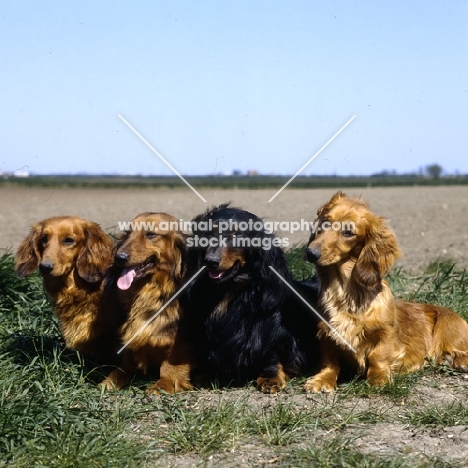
[{"x1": 426, "y1": 163, "x2": 443, "y2": 179}]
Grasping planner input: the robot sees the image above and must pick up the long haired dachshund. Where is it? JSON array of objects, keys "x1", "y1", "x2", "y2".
[
  {"x1": 15, "y1": 216, "x2": 124, "y2": 363},
  {"x1": 304, "y1": 191, "x2": 468, "y2": 393},
  {"x1": 187, "y1": 204, "x2": 319, "y2": 393},
  {"x1": 100, "y1": 212, "x2": 194, "y2": 394}
]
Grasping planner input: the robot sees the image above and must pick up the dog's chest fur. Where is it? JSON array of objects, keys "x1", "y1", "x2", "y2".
[
  {"x1": 202, "y1": 288, "x2": 280, "y2": 381},
  {"x1": 319, "y1": 280, "x2": 395, "y2": 370}
]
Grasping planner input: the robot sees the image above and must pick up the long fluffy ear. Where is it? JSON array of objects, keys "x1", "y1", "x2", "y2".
[
  {"x1": 254, "y1": 238, "x2": 290, "y2": 309},
  {"x1": 170, "y1": 232, "x2": 188, "y2": 281},
  {"x1": 15, "y1": 225, "x2": 41, "y2": 277},
  {"x1": 76, "y1": 222, "x2": 114, "y2": 283},
  {"x1": 352, "y1": 217, "x2": 402, "y2": 289}
]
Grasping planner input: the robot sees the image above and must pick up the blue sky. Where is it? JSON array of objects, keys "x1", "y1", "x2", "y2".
[{"x1": 1, "y1": 1, "x2": 467, "y2": 176}]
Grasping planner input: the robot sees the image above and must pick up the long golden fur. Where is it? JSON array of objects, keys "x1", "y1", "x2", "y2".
[
  {"x1": 15, "y1": 216, "x2": 124, "y2": 363},
  {"x1": 101, "y1": 212, "x2": 194, "y2": 394},
  {"x1": 304, "y1": 191, "x2": 468, "y2": 393}
]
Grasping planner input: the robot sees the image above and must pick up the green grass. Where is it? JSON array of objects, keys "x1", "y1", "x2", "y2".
[
  {"x1": 1, "y1": 252, "x2": 468, "y2": 466},
  {"x1": 157, "y1": 395, "x2": 247, "y2": 455},
  {"x1": 405, "y1": 401, "x2": 468, "y2": 427},
  {"x1": 284, "y1": 244, "x2": 316, "y2": 280},
  {"x1": 337, "y1": 372, "x2": 423, "y2": 401},
  {"x1": 386, "y1": 259, "x2": 468, "y2": 321},
  {"x1": 276, "y1": 438, "x2": 452, "y2": 468}
]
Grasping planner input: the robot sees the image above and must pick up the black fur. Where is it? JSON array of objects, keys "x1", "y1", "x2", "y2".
[{"x1": 186, "y1": 204, "x2": 319, "y2": 389}]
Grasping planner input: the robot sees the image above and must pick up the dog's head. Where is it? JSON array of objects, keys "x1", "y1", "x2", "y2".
[
  {"x1": 15, "y1": 216, "x2": 114, "y2": 283},
  {"x1": 114, "y1": 212, "x2": 186, "y2": 291},
  {"x1": 189, "y1": 204, "x2": 284, "y2": 284},
  {"x1": 306, "y1": 191, "x2": 401, "y2": 289}
]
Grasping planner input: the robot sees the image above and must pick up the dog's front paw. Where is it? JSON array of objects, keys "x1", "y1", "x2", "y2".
[
  {"x1": 366, "y1": 367, "x2": 391, "y2": 386},
  {"x1": 367, "y1": 374, "x2": 391, "y2": 386},
  {"x1": 146, "y1": 378, "x2": 193, "y2": 395},
  {"x1": 98, "y1": 377, "x2": 120, "y2": 391},
  {"x1": 146, "y1": 378, "x2": 174, "y2": 395},
  {"x1": 98, "y1": 368, "x2": 130, "y2": 391},
  {"x1": 256, "y1": 375, "x2": 287, "y2": 394},
  {"x1": 452, "y1": 354, "x2": 468, "y2": 372},
  {"x1": 304, "y1": 376, "x2": 337, "y2": 393}
]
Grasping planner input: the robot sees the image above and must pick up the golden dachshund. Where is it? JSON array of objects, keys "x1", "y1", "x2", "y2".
[
  {"x1": 304, "y1": 191, "x2": 468, "y2": 393},
  {"x1": 100, "y1": 212, "x2": 194, "y2": 394},
  {"x1": 15, "y1": 216, "x2": 124, "y2": 363}
]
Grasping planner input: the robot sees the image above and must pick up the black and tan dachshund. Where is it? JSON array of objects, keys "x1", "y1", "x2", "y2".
[{"x1": 186, "y1": 204, "x2": 319, "y2": 393}]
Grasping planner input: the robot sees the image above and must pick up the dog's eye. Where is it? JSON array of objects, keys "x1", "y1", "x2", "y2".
[
  {"x1": 145, "y1": 231, "x2": 158, "y2": 240},
  {"x1": 40, "y1": 235, "x2": 48, "y2": 245},
  {"x1": 63, "y1": 237, "x2": 75, "y2": 245},
  {"x1": 342, "y1": 230, "x2": 355, "y2": 238}
]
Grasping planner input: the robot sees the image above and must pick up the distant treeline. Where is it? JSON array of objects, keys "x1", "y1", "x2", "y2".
[{"x1": 2, "y1": 174, "x2": 468, "y2": 189}]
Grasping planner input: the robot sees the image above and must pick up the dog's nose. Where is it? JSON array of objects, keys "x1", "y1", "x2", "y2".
[
  {"x1": 39, "y1": 262, "x2": 54, "y2": 274},
  {"x1": 306, "y1": 247, "x2": 321, "y2": 263},
  {"x1": 204, "y1": 255, "x2": 220, "y2": 269},
  {"x1": 115, "y1": 252, "x2": 129, "y2": 265}
]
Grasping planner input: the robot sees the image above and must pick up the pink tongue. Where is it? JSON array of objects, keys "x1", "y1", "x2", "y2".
[
  {"x1": 117, "y1": 268, "x2": 136, "y2": 290},
  {"x1": 209, "y1": 270, "x2": 224, "y2": 280}
]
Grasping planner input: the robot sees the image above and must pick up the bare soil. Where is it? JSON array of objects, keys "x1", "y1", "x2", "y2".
[
  {"x1": 2, "y1": 185, "x2": 468, "y2": 273},
  {"x1": 148, "y1": 373, "x2": 468, "y2": 467}
]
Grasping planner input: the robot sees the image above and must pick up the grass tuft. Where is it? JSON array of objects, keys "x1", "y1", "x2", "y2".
[
  {"x1": 249, "y1": 400, "x2": 314, "y2": 446},
  {"x1": 278, "y1": 437, "x2": 455, "y2": 467},
  {"x1": 285, "y1": 246, "x2": 316, "y2": 280},
  {"x1": 339, "y1": 372, "x2": 421, "y2": 401},
  {"x1": 405, "y1": 401, "x2": 468, "y2": 427},
  {"x1": 156, "y1": 395, "x2": 247, "y2": 455}
]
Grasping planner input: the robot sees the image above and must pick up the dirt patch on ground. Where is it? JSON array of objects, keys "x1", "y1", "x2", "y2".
[
  {"x1": 2, "y1": 185, "x2": 468, "y2": 272},
  {"x1": 146, "y1": 373, "x2": 468, "y2": 466}
]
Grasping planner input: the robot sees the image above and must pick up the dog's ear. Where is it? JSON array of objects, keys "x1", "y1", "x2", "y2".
[
  {"x1": 254, "y1": 239, "x2": 290, "y2": 310},
  {"x1": 352, "y1": 217, "x2": 401, "y2": 289},
  {"x1": 316, "y1": 204, "x2": 326, "y2": 218},
  {"x1": 15, "y1": 225, "x2": 42, "y2": 277},
  {"x1": 76, "y1": 222, "x2": 114, "y2": 283},
  {"x1": 170, "y1": 232, "x2": 188, "y2": 281}
]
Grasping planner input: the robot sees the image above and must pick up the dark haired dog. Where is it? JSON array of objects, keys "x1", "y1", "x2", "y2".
[
  {"x1": 304, "y1": 191, "x2": 468, "y2": 393},
  {"x1": 187, "y1": 204, "x2": 319, "y2": 393},
  {"x1": 15, "y1": 216, "x2": 124, "y2": 363},
  {"x1": 101, "y1": 212, "x2": 194, "y2": 393}
]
